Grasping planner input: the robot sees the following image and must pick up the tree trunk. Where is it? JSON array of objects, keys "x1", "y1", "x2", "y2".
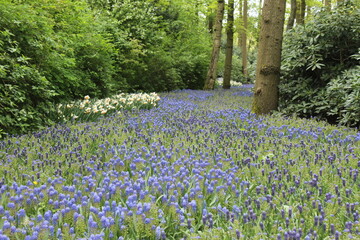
[
  {"x1": 252, "y1": 0, "x2": 286, "y2": 114},
  {"x1": 324, "y1": 0, "x2": 331, "y2": 9},
  {"x1": 258, "y1": 0, "x2": 263, "y2": 31},
  {"x1": 242, "y1": 0, "x2": 248, "y2": 77},
  {"x1": 286, "y1": 0, "x2": 297, "y2": 30},
  {"x1": 204, "y1": 0, "x2": 225, "y2": 90},
  {"x1": 238, "y1": 0, "x2": 243, "y2": 48},
  {"x1": 301, "y1": 0, "x2": 306, "y2": 22},
  {"x1": 296, "y1": 0, "x2": 306, "y2": 25},
  {"x1": 223, "y1": 0, "x2": 235, "y2": 89}
]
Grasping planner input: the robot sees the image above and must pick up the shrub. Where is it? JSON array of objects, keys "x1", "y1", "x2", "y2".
[
  {"x1": 279, "y1": 1, "x2": 360, "y2": 126},
  {"x1": 326, "y1": 64, "x2": 360, "y2": 127},
  {"x1": 0, "y1": 0, "x2": 117, "y2": 136},
  {"x1": 0, "y1": 2, "x2": 57, "y2": 136},
  {"x1": 87, "y1": 0, "x2": 211, "y2": 92}
]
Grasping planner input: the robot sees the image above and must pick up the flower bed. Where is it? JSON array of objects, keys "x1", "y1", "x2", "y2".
[
  {"x1": 56, "y1": 92, "x2": 160, "y2": 122},
  {"x1": 0, "y1": 87, "x2": 359, "y2": 239}
]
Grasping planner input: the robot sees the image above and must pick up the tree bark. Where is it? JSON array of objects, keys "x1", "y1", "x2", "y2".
[
  {"x1": 223, "y1": 0, "x2": 235, "y2": 89},
  {"x1": 296, "y1": 0, "x2": 306, "y2": 25},
  {"x1": 258, "y1": 0, "x2": 263, "y2": 31},
  {"x1": 204, "y1": 0, "x2": 225, "y2": 90},
  {"x1": 301, "y1": 0, "x2": 306, "y2": 22},
  {"x1": 238, "y1": 0, "x2": 243, "y2": 48},
  {"x1": 324, "y1": 0, "x2": 331, "y2": 9},
  {"x1": 252, "y1": 0, "x2": 286, "y2": 114},
  {"x1": 286, "y1": 0, "x2": 297, "y2": 30},
  {"x1": 242, "y1": 0, "x2": 248, "y2": 77}
]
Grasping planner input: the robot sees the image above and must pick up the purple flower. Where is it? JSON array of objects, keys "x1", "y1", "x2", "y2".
[
  {"x1": 17, "y1": 209, "x2": 26, "y2": 218},
  {"x1": 2, "y1": 221, "x2": 11, "y2": 230},
  {"x1": 0, "y1": 235, "x2": 10, "y2": 240},
  {"x1": 155, "y1": 226, "x2": 162, "y2": 239},
  {"x1": 189, "y1": 200, "x2": 197, "y2": 211}
]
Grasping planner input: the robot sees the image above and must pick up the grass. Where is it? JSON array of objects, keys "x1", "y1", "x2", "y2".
[{"x1": 0, "y1": 87, "x2": 359, "y2": 239}]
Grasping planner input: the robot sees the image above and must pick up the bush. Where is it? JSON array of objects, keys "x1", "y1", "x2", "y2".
[
  {"x1": 32, "y1": 0, "x2": 117, "y2": 100},
  {"x1": 1, "y1": 0, "x2": 212, "y2": 136},
  {"x1": 0, "y1": 0, "x2": 117, "y2": 136},
  {"x1": 87, "y1": 0, "x2": 211, "y2": 92},
  {"x1": 326, "y1": 64, "x2": 360, "y2": 127},
  {"x1": 279, "y1": 1, "x2": 360, "y2": 126},
  {"x1": 0, "y1": 2, "x2": 57, "y2": 136}
]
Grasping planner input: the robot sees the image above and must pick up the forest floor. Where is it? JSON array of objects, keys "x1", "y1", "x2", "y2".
[{"x1": 0, "y1": 86, "x2": 359, "y2": 239}]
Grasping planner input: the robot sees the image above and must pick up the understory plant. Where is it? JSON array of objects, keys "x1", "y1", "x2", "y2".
[{"x1": 279, "y1": 1, "x2": 360, "y2": 127}]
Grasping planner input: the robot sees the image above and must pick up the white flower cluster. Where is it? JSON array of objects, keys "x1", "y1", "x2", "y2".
[
  {"x1": 216, "y1": 79, "x2": 243, "y2": 87},
  {"x1": 80, "y1": 92, "x2": 160, "y2": 114},
  {"x1": 56, "y1": 92, "x2": 160, "y2": 121}
]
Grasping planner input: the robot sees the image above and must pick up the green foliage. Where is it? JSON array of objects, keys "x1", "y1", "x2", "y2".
[
  {"x1": 0, "y1": 2, "x2": 57, "y2": 136},
  {"x1": 31, "y1": 0, "x2": 116, "y2": 100},
  {"x1": 218, "y1": 44, "x2": 256, "y2": 84},
  {"x1": 0, "y1": 0, "x2": 117, "y2": 136},
  {"x1": 1, "y1": 0, "x2": 212, "y2": 136},
  {"x1": 87, "y1": 0, "x2": 211, "y2": 92},
  {"x1": 326, "y1": 63, "x2": 360, "y2": 127},
  {"x1": 279, "y1": 1, "x2": 360, "y2": 127}
]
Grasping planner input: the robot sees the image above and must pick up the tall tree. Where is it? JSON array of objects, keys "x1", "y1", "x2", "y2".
[
  {"x1": 204, "y1": 0, "x2": 225, "y2": 90},
  {"x1": 241, "y1": 0, "x2": 248, "y2": 77},
  {"x1": 252, "y1": 0, "x2": 286, "y2": 114},
  {"x1": 223, "y1": 0, "x2": 235, "y2": 89},
  {"x1": 286, "y1": 0, "x2": 297, "y2": 30}
]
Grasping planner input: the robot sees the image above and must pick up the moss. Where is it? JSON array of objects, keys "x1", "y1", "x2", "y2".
[{"x1": 260, "y1": 65, "x2": 280, "y2": 76}]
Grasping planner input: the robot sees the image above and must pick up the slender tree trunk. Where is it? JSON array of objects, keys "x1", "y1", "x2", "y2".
[
  {"x1": 252, "y1": 0, "x2": 286, "y2": 114},
  {"x1": 223, "y1": 0, "x2": 235, "y2": 89},
  {"x1": 301, "y1": 0, "x2": 306, "y2": 21},
  {"x1": 286, "y1": 0, "x2": 297, "y2": 30},
  {"x1": 258, "y1": 0, "x2": 263, "y2": 30},
  {"x1": 242, "y1": 0, "x2": 248, "y2": 77},
  {"x1": 238, "y1": 0, "x2": 243, "y2": 48},
  {"x1": 324, "y1": 0, "x2": 331, "y2": 9},
  {"x1": 204, "y1": 0, "x2": 225, "y2": 90},
  {"x1": 296, "y1": 0, "x2": 306, "y2": 25},
  {"x1": 253, "y1": 0, "x2": 262, "y2": 46}
]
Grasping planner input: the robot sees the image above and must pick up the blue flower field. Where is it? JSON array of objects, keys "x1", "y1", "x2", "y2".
[{"x1": 0, "y1": 87, "x2": 359, "y2": 240}]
